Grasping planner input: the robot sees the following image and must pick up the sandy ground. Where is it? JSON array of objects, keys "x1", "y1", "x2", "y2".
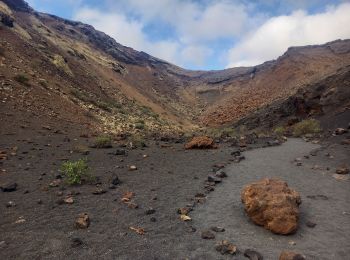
[{"x1": 0, "y1": 129, "x2": 349, "y2": 259}]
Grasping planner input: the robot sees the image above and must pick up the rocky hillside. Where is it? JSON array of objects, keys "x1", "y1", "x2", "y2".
[{"x1": 1, "y1": 0, "x2": 349, "y2": 136}]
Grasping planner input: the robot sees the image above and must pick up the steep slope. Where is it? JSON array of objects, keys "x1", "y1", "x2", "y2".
[{"x1": 1, "y1": 0, "x2": 350, "y2": 136}]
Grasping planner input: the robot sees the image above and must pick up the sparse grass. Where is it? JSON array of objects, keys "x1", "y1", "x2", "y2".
[
  {"x1": 72, "y1": 144, "x2": 90, "y2": 154},
  {"x1": 292, "y1": 119, "x2": 321, "y2": 137},
  {"x1": 274, "y1": 126, "x2": 286, "y2": 136},
  {"x1": 60, "y1": 159, "x2": 92, "y2": 185},
  {"x1": 94, "y1": 135, "x2": 112, "y2": 148},
  {"x1": 135, "y1": 120, "x2": 145, "y2": 130},
  {"x1": 130, "y1": 134, "x2": 146, "y2": 148},
  {"x1": 14, "y1": 74, "x2": 30, "y2": 86}
]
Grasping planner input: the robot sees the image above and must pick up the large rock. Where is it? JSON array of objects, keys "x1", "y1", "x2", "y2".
[
  {"x1": 185, "y1": 136, "x2": 217, "y2": 149},
  {"x1": 241, "y1": 178, "x2": 301, "y2": 235}
]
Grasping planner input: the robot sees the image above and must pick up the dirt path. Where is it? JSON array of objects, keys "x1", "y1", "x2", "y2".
[{"x1": 189, "y1": 138, "x2": 350, "y2": 259}]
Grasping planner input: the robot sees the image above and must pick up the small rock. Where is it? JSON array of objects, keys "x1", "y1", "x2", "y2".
[
  {"x1": 112, "y1": 149, "x2": 127, "y2": 156},
  {"x1": 296, "y1": 162, "x2": 302, "y2": 166},
  {"x1": 64, "y1": 197, "x2": 74, "y2": 204},
  {"x1": 150, "y1": 217, "x2": 157, "y2": 222},
  {"x1": 126, "y1": 202, "x2": 138, "y2": 209},
  {"x1": 75, "y1": 213, "x2": 90, "y2": 229},
  {"x1": 279, "y1": 250, "x2": 305, "y2": 260},
  {"x1": 177, "y1": 207, "x2": 191, "y2": 215},
  {"x1": 215, "y1": 240, "x2": 237, "y2": 255},
  {"x1": 92, "y1": 188, "x2": 107, "y2": 195},
  {"x1": 332, "y1": 174, "x2": 350, "y2": 181},
  {"x1": 71, "y1": 238, "x2": 84, "y2": 248},
  {"x1": 145, "y1": 208, "x2": 156, "y2": 215},
  {"x1": 231, "y1": 149, "x2": 241, "y2": 156},
  {"x1": 15, "y1": 216, "x2": 26, "y2": 224},
  {"x1": 208, "y1": 175, "x2": 222, "y2": 183},
  {"x1": 201, "y1": 230, "x2": 215, "y2": 239},
  {"x1": 306, "y1": 220, "x2": 316, "y2": 228},
  {"x1": 49, "y1": 179, "x2": 61, "y2": 187},
  {"x1": 185, "y1": 136, "x2": 217, "y2": 149},
  {"x1": 6, "y1": 201, "x2": 16, "y2": 208},
  {"x1": 129, "y1": 165, "x2": 137, "y2": 171},
  {"x1": 335, "y1": 166, "x2": 349, "y2": 175},
  {"x1": 37, "y1": 199, "x2": 43, "y2": 205},
  {"x1": 111, "y1": 175, "x2": 121, "y2": 185},
  {"x1": 244, "y1": 249, "x2": 263, "y2": 260},
  {"x1": 211, "y1": 226, "x2": 225, "y2": 232},
  {"x1": 180, "y1": 215, "x2": 192, "y2": 221},
  {"x1": 334, "y1": 128, "x2": 347, "y2": 135},
  {"x1": 288, "y1": 241, "x2": 296, "y2": 246},
  {"x1": 1, "y1": 183, "x2": 17, "y2": 192},
  {"x1": 215, "y1": 171, "x2": 227, "y2": 178}
]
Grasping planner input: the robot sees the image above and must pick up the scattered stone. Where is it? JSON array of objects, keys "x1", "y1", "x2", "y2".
[
  {"x1": 296, "y1": 162, "x2": 302, "y2": 166},
  {"x1": 215, "y1": 171, "x2": 227, "y2": 178},
  {"x1": 110, "y1": 149, "x2": 127, "y2": 156},
  {"x1": 150, "y1": 217, "x2": 157, "y2": 222},
  {"x1": 145, "y1": 208, "x2": 156, "y2": 215},
  {"x1": 211, "y1": 226, "x2": 225, "y2": 232},
  {"x1": 306, "y1": 220, "x2": 316, "y2": 228},
  {"x1": 126, "y1": 202, "x2": 138, "y2": 209},
  {"x1": 111, "y1": 175, "x2": 121, "y2": 185},
  {"x1": 121, "y1": 191, "x2": 134, "y2": 202},
  {"x1": 6, "y1": 201, "x2": 16, "y2": 208},
  {"x1": 1, "y1": 183, "x2": 17, "y2": 192},
  {"x1": 208, "y1": 175, "x2": 222, "y2": 183},
  {"x1": 75, "y1": 213, "x2": 90, "y2": 229},
  {"x1": 15, "y1": 216, "x2": 26, "y2": 224},
  {"x1": 244, "y1": 249, "x2": 263, "y2": 260},
  {"x1": 288, "y1": 241, "x2": 296, "y2": 246},
  {"x1": 185, "y1": 136, "x2": 217, "y2": 149},
  {"x1": 332, "y1": 174, "x2": 350, "y2": 181},
  {"x1": 335, "y1": 166, "x2": 349, "y2": 175},
  {"x1": 64, "y1": 196, "x2": 74, "y2": 204},
  {"x1": 129, "y1": 165, "x2": 137, "y2": 171},
  {"x1": 267, "y1": 140, "x2": 280, "y2": 146},
  {"x1": 334, "y1": 128, "x2": 348, "y2": 135},
  {"x1": 180, "y1": 215, "x2": 192, "y2": 221},
  {"x1": 129, "y1": 226, "x2": 145, "y2": 235},
  {"x1": 215, "y1": 240, "x2": 237, "y2": 255},
  {"x1": 234, "y1": 155, "x2": 245, "y2": 163},
  {"x1": 279, "y1": 250, "x2": 305, "y2": 260},
  {"x1": 37, "y1": 199, "x2": 43, "y2": 205},
  {"x1": 241, "y1": 178, "x2": 301, "y2": 235},
  {"x1": 92, "y1": 188, "x2": 107, "y2": 195},
  {"x1": 177, "y1": 207, "x2": 191, "y2": 215},
  {"x1": 231, "y1": 149, "x2": 241, "y2": 156},
  {"x1": 49, "y1": 179, "x2": 61, "y2": 187},
  {"x1": 201, "y1": 230, "x2": 215, "y2": 239},
  {"x1": 340, "y1": 139, "x2": 350, "y2": 145},
  {"x1": 71, "y1": 238, "x2": 84, "y2": 248}
]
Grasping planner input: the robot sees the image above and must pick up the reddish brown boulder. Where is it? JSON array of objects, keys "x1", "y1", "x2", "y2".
[
  {"x1": 279, "y1": 250, "x2": 305, "y2": 260},
  {"x1": 185, "y1": 136, "x2": 217, "y2": 149},
  {"x1": 241, "y1": 178, "x2": 301, "y2": 235}
]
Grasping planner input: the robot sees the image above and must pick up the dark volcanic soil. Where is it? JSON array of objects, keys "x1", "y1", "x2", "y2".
[{"x1": 0, "y1": 123, "x2": 349, "y2": 259}]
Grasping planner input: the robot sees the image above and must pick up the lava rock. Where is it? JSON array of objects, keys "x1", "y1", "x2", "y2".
[
  {"x1": 201, "y1": 230, "x2": 215, "y2": 239},
  {"x1": 1, "y1": 183, "x2": 17, "y2": 192},
  {"x1": 75, "y1": 213, "x2": 90, "y2": 229},
  {"x1": 231, "y1": 149, "x2": 241, "y2": 156},
  {"x1": 279, "y1": 250, "x2": 305, "y2": 260},
  {"x1": 145, "y1": 208, "x2": 156, "y2": 215},
  {"x1": 71, "y1": 238, "x2": 84, "y2": 248},
  {"x1": 244, "y1": 249, "x2": 264, "y2": 260},
  {"x1": 111, "y1": 175, "x2": 121, "y2": 185},
  {"x1": 211, "y1": 226, "x2": 225, "y2": 232},
  {"x1": 215, "y1": 240, "x2": 237, "y2": 255},
  {"x1": 241, "y1": 178, "x2": 301, "y2": 235}
]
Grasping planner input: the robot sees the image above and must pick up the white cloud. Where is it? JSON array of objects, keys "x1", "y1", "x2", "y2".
[
  {"x1": 227, "y1": 3, "x2": 350, "y2": 68},
  {"x1": 73, "y1": 5, "x2": 222, "y2": 67}
]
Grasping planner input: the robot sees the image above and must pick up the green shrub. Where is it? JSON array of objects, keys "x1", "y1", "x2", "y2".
[
  {"x1": 292, "y1": 119, "x2": 321, "y2": 137},
  {"x1": 14, "y1": 74, "x2": 30, "y2": 86},
  {"x1": 274, "y1": 126, "x2": 286, "y2": 136},
  {"x1": 60, "y1": 159, "x2": 92, "y2": 185},
  {"x1": 94, "y1": 135, "x2": 112, "y2": 148}
]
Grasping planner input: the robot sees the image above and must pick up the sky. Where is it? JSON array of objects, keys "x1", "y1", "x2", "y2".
[{"x1": 26, "y1": 0, "x2": 350, "y2": 70}]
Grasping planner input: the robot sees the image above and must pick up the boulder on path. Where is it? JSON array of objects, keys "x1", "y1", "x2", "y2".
[
  {"x1": 185, "y1": 136, "x2": 217, "y2": 149},
  {"x1": 241, "y1": 178, "x2": 301, "y2": 235}
]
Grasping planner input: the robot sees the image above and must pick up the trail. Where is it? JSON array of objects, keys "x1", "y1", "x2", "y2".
[{"x1": 189, "y1": 139, "x2": 350, "y2": 259}]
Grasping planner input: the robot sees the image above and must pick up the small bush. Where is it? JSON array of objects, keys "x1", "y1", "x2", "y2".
[
  {"x1": 274, "y1": 126, "x2": 286, "y2": 136},
  {"x1": 61, "y1": 159, "x2": 92, "y2": 185},
  {"x1": 94, "y1": 135, "x2": 112, "y2": 148},
  {"x1": 130, "y1": 134, "x2": 146, "y2": 148},
  {"x1": 14, "y1": 74, "x2": 30, "y2": 86},
  {"x1": 95, "y1": 101, "x2": 112, "y2": 112},
  {"x1": 292, "y1": 119, "x2": 321, "y2": 137}
]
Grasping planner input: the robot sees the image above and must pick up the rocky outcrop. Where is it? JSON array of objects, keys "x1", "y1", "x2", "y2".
[
  {"x1": 2, "y1": 0, "x2": 33, "y2": 12},
  {"x1": 241, "y1": 178, "x2": 301, "y2": 235},
  {"x1": 185, "y1": 136, "x2": 217, "y2": 149}
]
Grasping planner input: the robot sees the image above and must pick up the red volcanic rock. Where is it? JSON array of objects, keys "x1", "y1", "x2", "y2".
[
  {"x1": 185, "y1": 136, "x2": 217, "y2": 149},
  {"x1": 241, "y1": 178, "x2": 301, "y2": 235}
]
